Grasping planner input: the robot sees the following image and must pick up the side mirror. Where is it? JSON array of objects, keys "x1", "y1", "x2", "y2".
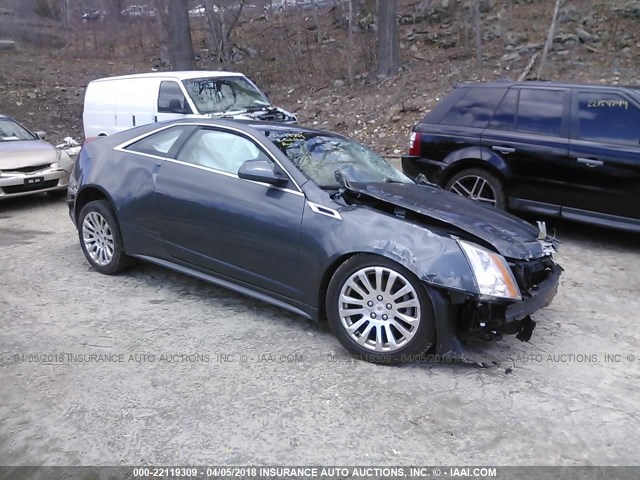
[
  {"x1": 35, "y1": 131, "x2": 47, "y2": 140},
  {"x1": 238, "y1": 159, "x2": 288, "y2": 186},
  {"x1": 168, "y1": 99, "x2": 189, "y2": 114}
]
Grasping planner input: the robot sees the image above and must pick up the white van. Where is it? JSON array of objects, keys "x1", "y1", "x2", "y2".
[{"x1": 82, "y1": 71, "x2": 297, "y2": 138}]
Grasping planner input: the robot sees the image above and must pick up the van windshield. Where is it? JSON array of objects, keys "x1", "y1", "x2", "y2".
[{"x1": 183, "y1": 77, "x2": 272, "y2": 115}]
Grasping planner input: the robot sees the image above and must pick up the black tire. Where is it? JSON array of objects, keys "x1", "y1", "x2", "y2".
[
  {"x1": 326, "y1": 254, "x2": 436, "y2": 364},
  {"x1": 78, "y1": 200, "x2": 131, "y2": 275},
  {"x1": 444, "y1": 168, "x2": 506, "y2": 210}
]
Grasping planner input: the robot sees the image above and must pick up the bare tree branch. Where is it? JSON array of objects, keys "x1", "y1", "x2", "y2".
[{"x1": 537, "y1": 0, "x2": 562, "y2": 79}]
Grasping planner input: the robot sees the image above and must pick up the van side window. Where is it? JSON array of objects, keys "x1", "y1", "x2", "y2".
[
  {"x1": 515, "y1": 89, "x2": 564, "y2": 136},
  {"x1": 577, "y1": 93, "x2": 640, "y2": 146},
  {"x1": 489, "y1": 88, "x2": 518, "y2": 130},
  {"x1": 158, "y1": 81, "x2": 192, "y2": 114},
  {"x1": 178, "y1": 129, "x2": 272, "y2": 175},
  {"x1": 439, "y1": 87, "x2": 506, "y2": 128},
  {"x1": 125, "y1": 126, "x2": 191, "y2": 157}
]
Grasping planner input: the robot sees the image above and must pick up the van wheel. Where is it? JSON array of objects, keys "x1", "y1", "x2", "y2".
[
  {"x1": 445, "y1": 168, "x2": 506, "y2": 209},
  {"x1": 78, "y1": 200, "x2": 131, "y2": 275}
]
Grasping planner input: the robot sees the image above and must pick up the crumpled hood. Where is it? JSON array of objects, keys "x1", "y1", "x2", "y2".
[
  {"x1": 0, "y1": 140, "x2": 57, "y2": 169},
  {"x1": 348, "y1": 182, "x2": 545, "y2": 260}
]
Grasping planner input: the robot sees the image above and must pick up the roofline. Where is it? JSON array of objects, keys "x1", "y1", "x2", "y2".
[
  {"x1": 89, "y1": 71, "x2": 245, "y2": 83},
  {"x1": 455, "y1": 80, "x2": 640, "y2": 93}
]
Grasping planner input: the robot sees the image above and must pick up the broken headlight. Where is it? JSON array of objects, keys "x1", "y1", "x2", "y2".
[{"x1": 458, "y1": 240, "x2": 522, "y2": 301}]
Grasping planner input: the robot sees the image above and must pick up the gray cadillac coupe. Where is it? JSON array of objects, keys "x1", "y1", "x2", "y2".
[{"x1": 68, "y1": 119, "x2": 562, "y2": 363}]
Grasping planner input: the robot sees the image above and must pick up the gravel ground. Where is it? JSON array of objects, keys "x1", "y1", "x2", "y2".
[{"x1": 1, "y1": 194, "x2": 639, "y2": 466}]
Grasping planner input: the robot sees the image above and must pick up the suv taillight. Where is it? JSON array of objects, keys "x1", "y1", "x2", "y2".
[{"x1": 409, "y1": 132, "x2": 421, "y2": 156}]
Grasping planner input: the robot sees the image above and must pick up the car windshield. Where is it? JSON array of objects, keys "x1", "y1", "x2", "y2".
[
  {"x1": 267, "y1": 131, "x2": 414, "y2": 188},
  {"x1": 0, "y1": 118, "x2": 36, "y2": 142},
  {"x1": 183, "y1": 77, "x2": 271, "y2": 115}
]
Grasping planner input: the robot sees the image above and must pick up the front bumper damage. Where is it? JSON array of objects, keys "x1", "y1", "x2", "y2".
[{"x1": 429, "y1": 260, "x2": 562, "y2": 364}]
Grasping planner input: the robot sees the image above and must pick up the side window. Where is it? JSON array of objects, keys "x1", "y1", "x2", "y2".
[
  {"x1": 577, "y1": 93, "x2": 640, "y2": 146},
  {"x1": 516, "y1": 89, "x2": 564, "y2": 136},
  {"x1": 439, "y1": 87, "x2": 506, "y2": 128},
  {"x1": 489, "y1": 88, "x2": 518, "y2": 130},
  {"x1": 125, "y1": 126, "x2": 190, "y2": 157},
  {"x1": 158, "y1": 81, "x2": 192, "y2": 114},
  {"x1": 178, "y1": 129, "x2": 272, "y2": 175}
]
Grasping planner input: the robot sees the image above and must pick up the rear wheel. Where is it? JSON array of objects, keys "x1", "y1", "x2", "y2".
[
  {"x1": 78, "y1": 200, "x2": 131, "y2": 275},
  {"x1": 444, "y1": 168, "x2": 506, "y2": 209},
  {"x1": 326, "y1": 254, "x2": 435, "y2": 364}
]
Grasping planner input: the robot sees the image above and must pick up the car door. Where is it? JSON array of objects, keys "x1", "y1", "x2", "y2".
[
  {"x1": 154, "y1": 126, "x2": 306, "y2": 299},
  {"x1": 562, "y1": 90, "x2": 640, "y2": 226},
  {"x1": 156, "y1": 80, "x2": 196, "y2": 123},
  {"x1": 481, "y1": 87, "x2": 571, "y2": 213}
]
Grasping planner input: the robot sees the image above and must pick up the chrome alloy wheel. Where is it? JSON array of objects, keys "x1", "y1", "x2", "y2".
[
  {"x1": 338, "y1": 266, "x2": 421, "y2": 352},
  {"x1": 82, "y1": 211, "x2": 115, "y2": 266},
  {"x1": 449, "y1": 175, "x2": 497, "y2": 206}
]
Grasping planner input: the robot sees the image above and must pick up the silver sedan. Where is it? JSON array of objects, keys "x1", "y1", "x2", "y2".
[{"x1": 0, "y1": 115, "x2": 73, "y2": 199}]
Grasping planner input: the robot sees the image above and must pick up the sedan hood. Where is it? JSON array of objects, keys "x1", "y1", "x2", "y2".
[
  {"x1": 0, "y1": 140, "x2": 57, "y2": 169},
  {"x1": 347, "y1": 182, "x2": 546, "y2": 260}
]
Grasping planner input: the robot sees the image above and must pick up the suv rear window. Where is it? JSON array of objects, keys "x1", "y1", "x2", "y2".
[
  {"x1": 439, "y1": 87, "x2": 506, "y2": 128},
  {"x1": 489, "y1": 88, "x2": 518, "y2": 130},
  {"x1": 515, "y1": 89, "x2": 564, "y2": 136}
]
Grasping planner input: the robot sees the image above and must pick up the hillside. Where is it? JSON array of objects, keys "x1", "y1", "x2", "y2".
[{"x1": 1, "y1": 0, "x2": 639, "y2": 154}]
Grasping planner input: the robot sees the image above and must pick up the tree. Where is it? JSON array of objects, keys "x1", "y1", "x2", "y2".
[
  {"x1": 537, "y1": 0, "x2": 561, "y2": 79},
  {"x1": 376, "y1": 0, "x2": 399, "y2": 77},
  {"x1": 347, "y1": 0, "x2": 355, "y2": 84},
  {"x1": 474, "y1": 0, "x2": 482, "y2": 68},
  {"x1": 166, "y1": 0, "x2": 195, "y2": 70},
  {"x1": 204, "y1": 0, "x2": 246, "y2": 65}
]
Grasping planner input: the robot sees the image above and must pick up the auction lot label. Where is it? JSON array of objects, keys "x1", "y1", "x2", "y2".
[{"x1": 0, "y1": 466, "x2": 636, "y2": 480}]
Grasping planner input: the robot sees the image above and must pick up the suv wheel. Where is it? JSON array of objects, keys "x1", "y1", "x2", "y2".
[
  {"x1": 326, "y1": 254, "x2": 435, "y2": 364},
  {"x1": 444, "y1": 168, "x2": 506, "y2": 209},
  {"x1": 78, "y1": 200, "x2": 131, "y2": 275}
]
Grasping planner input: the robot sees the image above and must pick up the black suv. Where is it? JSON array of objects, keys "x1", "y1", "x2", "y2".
[{"x1": 402, "y1": 81, "x2": 640, "y2": 232}]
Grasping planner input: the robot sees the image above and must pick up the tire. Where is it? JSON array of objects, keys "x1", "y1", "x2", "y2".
[
  {"x1": 444, "y1": 168, "x2": 506, "y2": 210},
  {"x1": 78, "y1": 200, "x2": 131, "y2": 275},
  {"x1": 326, "y1": 254, "x2": 436, "y2": 364}
]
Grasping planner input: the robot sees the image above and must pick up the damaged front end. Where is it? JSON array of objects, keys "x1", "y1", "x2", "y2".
[
  {"x1": 333, "y1": 180, "x2": 563, "y2": 363},
  {"x1": 429, "y1": 238, "x2": 562, "y2": 364}
]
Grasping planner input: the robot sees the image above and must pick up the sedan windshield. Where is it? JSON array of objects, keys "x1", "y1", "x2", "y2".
[
  {"x1": 183, "y1": 77, "x2": 272, "y2": 115},
  {"x1": 267, "y1": 131, "x2": 413, "y2": 188},
  {"x1": 0, "y1": 118, "x2": 36, "y2": 142}
]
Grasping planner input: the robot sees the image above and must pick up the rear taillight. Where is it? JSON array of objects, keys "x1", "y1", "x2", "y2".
[{"x1": 409, "y1": 131, "x2": 421, "y2": 156}]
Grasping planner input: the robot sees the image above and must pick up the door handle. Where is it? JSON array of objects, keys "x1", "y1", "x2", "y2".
[
  {"x1": 577, "y1": 158, "x2": 604, "y2": 168},
  {"x1": 492, "y1": 146, "x2": 516, "y2": 154}
]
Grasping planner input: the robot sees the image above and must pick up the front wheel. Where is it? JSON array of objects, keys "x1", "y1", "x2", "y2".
[
  {"x1": 78, "y1": 200, "x2": 131, "y2": 275},
  {"x1": 326, "y1": 254, "x2": 436, "y2": 364},
  {"x1": 444, "y1": 168, "x2": 506, "y2": 209}
]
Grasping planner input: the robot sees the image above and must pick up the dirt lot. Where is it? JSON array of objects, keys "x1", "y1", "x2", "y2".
[{"x1": 0, "y1": 193, "x2": 639, "y2": 466}]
